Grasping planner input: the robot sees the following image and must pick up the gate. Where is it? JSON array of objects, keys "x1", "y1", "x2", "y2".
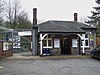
[
  {"x1": 11, "y1": 29, "x2": 32, "y2": 53},
  {"x1": 0, "y1": 29, "x2": 32, "y2": 54}
]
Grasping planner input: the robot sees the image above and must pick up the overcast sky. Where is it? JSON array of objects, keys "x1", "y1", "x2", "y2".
[{"x1": 21, "y1": 0, "x2": 97, "y2": 22}]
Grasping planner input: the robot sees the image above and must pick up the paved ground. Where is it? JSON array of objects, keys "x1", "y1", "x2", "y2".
[
  {"x1": 0, "y1": 58, "x2": 100, "y2": 75},
  {"x1": 4, "y1": 52, "x2": 91, "y2": 60}
]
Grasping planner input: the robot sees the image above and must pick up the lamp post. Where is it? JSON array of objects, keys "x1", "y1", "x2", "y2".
[
  {"x1": 11, "y1": 29, "x2": 13, "y2": 41},
  {"x1": 11, "y1": 29, "x2": 13, "y2": 48}
]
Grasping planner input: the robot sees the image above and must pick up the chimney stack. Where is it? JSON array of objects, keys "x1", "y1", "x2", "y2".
[
  {"x1": 74, "y1": 13, "x2": 78, "y2": 21},
  {"x1": 33, "y1": 8, "x2": 37, "y2": 25}
]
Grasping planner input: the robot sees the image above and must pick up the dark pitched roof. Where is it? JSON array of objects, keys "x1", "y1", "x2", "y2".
[{"x1": 37, "y1": 20, "x2": 96, "y2": 33}]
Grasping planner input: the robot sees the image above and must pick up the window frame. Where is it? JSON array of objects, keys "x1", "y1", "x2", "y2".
[
  {"x1": 81, "y1": 34, "x2": 89, "y2": 48},
  {"x1": 42, "y1": 35, "x2": 52, "y2": 48}
]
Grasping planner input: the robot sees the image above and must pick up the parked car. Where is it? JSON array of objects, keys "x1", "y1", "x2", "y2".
[{"x1": 91, "y1": 46, "x2": 100, "y2": 59}]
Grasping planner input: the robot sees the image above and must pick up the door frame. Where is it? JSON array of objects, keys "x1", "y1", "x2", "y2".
[{"x1": 61, "y1": 37, "x2": 71, "y2": 55}]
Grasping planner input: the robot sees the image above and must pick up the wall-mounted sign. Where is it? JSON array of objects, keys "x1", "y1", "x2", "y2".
[
  {"x1": 54, "y1": 38, "x2": 60, "y2": 48},
  {"x1": 72, "y1": 39, "x2": 78, "y2": 47},
  {"x1": 3, "y1": 42, "x2": 12, "y2": 51}
]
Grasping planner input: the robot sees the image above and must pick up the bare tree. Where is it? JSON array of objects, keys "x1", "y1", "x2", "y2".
[
  {"x1": 5, "y1": 0, "x2": 22, "y2": 28},
  {"x1": 5, "y1": 0, "x2": 31, "y2": 29},
  {"x1": 13, "y1": 0, "x2": 22, "y2": 27},
  {"x1": 17, "y1": 10, "x2": 32, "y2": 29},
  {"x1": 79, "y1": 17, "x2": 88, "y2": 24},
  {"x1": 0, "y1": 0, "x2": 4, "y2": 25},
  {"x1": 5, "y1": 0, "x2": 13, "y2": 27}
]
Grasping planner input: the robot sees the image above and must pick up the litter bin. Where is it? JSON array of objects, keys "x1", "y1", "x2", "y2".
[
  {"x1": 43, "y1": 48, "x2": 46, "y2": 55},
  {"x1": 46, "y1": 48, "x2": 50, "y2": 55},
  {"x1": 43, "y1": 48, "x2": 50, "y2": 55}
]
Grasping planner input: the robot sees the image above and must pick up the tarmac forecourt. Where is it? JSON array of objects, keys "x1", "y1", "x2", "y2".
[{"x1": 4, "y1": 55, "x2": 91, "y2": 60}]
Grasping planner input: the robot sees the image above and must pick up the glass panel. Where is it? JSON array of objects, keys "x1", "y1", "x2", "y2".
[
  {"x1": 48, "y1": 40, "x2": 52, "y2": 46},
  {"x1": 81, "y1": 40, "x2": 83, "y2": 46},
  {"x1": 43, "y1": 40, "x2": 47, "y2": 46},
  {"x1": 98, "y1": 47, "x2": 100, "y2": 49},
  {"x1": 85, "y1": 34, "x2": 88, "y2": 38},
  {"x1": 85, "y1": 40, "x2": 88, "y2": 46},
  {"x1": 48, "y1": 34, "x2": 51, "y2": 38},
  {"x1": 96, "y1": 47, "x2": 100, "y2": 50}
]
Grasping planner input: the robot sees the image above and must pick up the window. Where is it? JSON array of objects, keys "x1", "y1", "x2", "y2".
[
  {"x1": 81, "y1": 34, "x2": 89, "y2": 47},
  {"x1": 96, "y1": 47, "x2": 100, "y2": 50},
  {"x1": 85, "y1": 34, "x2": 89, "y2": 38},
  {"x1": 48, "y1": 40, "x2": 52, "y2": 46},
  {"x1": 43, "y1": 40, "x2": 46, "y2": 46},
  {"x1": 85, "y1": 40, "x2": 89, "y2": 46},
  {"x1": 42, "y1": 34, "x2": 52, "y2": 48}
]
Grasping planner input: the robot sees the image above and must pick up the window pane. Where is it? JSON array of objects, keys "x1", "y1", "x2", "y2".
[
  {"x1": 85, "y1": 40, "x2": 88, "y2": 46},
  {"x1": 43, "y1": 40, "x2": 47, "y2": 46},
  {"x1": 48, "y1": 40, "x2": 52, "y2": 46},
  {"x1": 81, "y1": 41, "x2": 82, "y2": 46},
  {"x1": 85, "y1": 34, "x2": 88, "y2": 38},
  {"x1": 48, "y1": 34, "x2": 51, "y2": 38}
]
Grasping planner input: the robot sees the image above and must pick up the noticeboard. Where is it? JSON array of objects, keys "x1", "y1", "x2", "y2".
[
  {"x1": 72, "y1": 39, "x2": 78, "y2": 47},
  {"x1": 3, "y1": 42, "x2": 12, "y2": 51},
  {"x1": 54, "y1": 38, "x2": 60, "y2": 48}
]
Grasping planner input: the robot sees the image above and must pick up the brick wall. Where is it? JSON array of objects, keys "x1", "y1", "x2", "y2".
[
  {"x1": 96, "y1": 37, "x2": 100, "y2": 46},
  {"x1": 0, "y1": 42, "x2": 13, "y2": 58}
]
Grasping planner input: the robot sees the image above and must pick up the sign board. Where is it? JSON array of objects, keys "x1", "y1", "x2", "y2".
[
  {"x1": 54, "y1": 38, "x2": 60, "y2": 48},
  {"x1": 3, "y1": 42, "x2": 12, "y2": 51},
  {"x1": 72, "y1": 39, "x2": 78, "y2": 47}
]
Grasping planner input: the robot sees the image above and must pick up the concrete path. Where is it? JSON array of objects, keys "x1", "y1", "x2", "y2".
[{"x1": 4, "y1": 52, "x2": 91, "y2": 60}]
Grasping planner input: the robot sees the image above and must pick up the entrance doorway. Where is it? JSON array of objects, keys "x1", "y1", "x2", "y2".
[{"x1": 61, "y1": 37, "x2": 71, "y2": 55}]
